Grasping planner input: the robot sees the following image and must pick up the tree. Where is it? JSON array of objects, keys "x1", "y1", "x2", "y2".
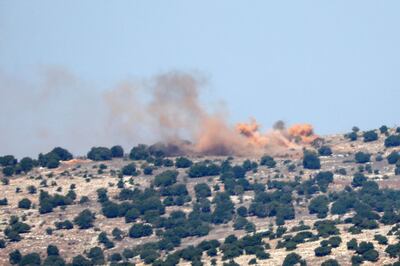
[
  {"x1": 355, "y1": 152, "x2": 371, "y2": 163},
  {"x1": 282, "y1": 253, "x2": 305, "y2": 266},
  {"x1": 260, "y1": 155, "x2": 276, "y2": 168},
  {"x1": 122, "y1": 163, "x2": 137, "y2": 176},
  {"x1": 74, "y1": 209, "x2": 95, "y2": 229},
  {"x1": 0, "y1": 155, "x2": 17, "y2": 166},
  {"x1": 318, "y1": 146, "x2": 332, "y2": 156},
  {"x1": 308, "y1": 195, "x2": 329, "y2": 218},
  {"x1": 47, "y1": 245, "x2": 59, "y2": 256},
  {"x1": 374, "y1": 234, "x2": 388, "y2": 245},
  {"x1": 351, "y1": 173, "x2": 367, "y2": 187},
  {"x1": 175, "y1": 157, "x2": 193, "y2": 168},
  {"x1": 387, "y1": 151, "x2": 400, "y2": 164},
  {"x1": 328, "y1": 236, "x2": 342, "y2": 248},
  {"x1": 347, "y1": 238, "x2": 358, "y2": 250},
  {"x1": 315, "y1": 171, "x2": 334, "y2": 192},
  {"x1": 42, "y1": 256, "x2": 65, "y2": 266},
  {"x1": 363, "y1": 130, "x2": 378, "y2": 142},
  {"x1": 3, "y1": 166, "x2": 14, "y2": 177},
  {"x1": 87, "y1": 147, "x2": 112, "y2": 161},
  {"x1": 154, "y1": 170, "x2": 178, "y2": 187},
  {"x1": 363, "y1": 249, "x2": 379, "y2": 262},
  {"x1": 19, "y1": 157, "x2": 34, "y2": 172},
  {"x1": 194, "y1": 183, "x2": 212, "y2": 199},
  {"x1": 111, "y1": 145, "x2": 124, "y2": 158},
  {"x1": 315, "y1": 246, "x2": 331, "y2": 256},
  {"x1": 128, "y1": 223, "x2": 153, "y2": 238},
  {"x1": 303, "y1": 151, "x2": 320, "y2": 170},
  {"x1": 380, "y1": 125, "x2": 388, "y2": 134},
  {"x1": 188, "y1": 162, "x2": 220, "y2": 178},
  {"x1": 125, "y1": 208, "x2": 140, "y2": 223},
  {"x1": 321, "y1": 259, "x2": 340, "y2": 266},
  {"x1": 51, "y1": 147, "x2": 73, "y2": 161},
  {"x1": 129, "y1": 144, "x2": 149, "y2": 160},
  {"x1": 87, "y1": 246, "x2": 105, "y2": 265},
  {"x1": 9, "y1": 249, "x2": 22, "y2": 264},
  {"x1": 385, "y1": 135, "x2": 400, "y2": 147},
  {"x1": 19, "y1": 253, "x2": 41, "y2": 266},
  {"x1": 18, "y1": 198, "x2": 32, "y2": 209},
  {"x1": 71, "y1": 255, "x2": 93, "y2": 266}
]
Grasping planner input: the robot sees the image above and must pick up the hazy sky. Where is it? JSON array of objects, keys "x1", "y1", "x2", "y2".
[{"x1": 1, "y1": 1, "x2": 400, "y2": 156}]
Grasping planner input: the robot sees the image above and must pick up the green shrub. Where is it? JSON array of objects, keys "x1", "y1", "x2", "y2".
[
  {"x1": 74, "y1": 209, "x2": 95, "y2": 229},
  {"x1": 122, "y1": 163, "x2": 137, "y2": 176},
  {"x1": 87, "y1": 147, "x2": 112, "y2": 161},
  {"x1": 111, "y1": 145, "x2": 124, "y2": 158},
  {"x1": 385, "y1": 135, "x2": 400, "y2": 147},
  {"x1": 363, "y1": 130, "x2": 378, "y2": 142},
  {"x1": 129, "y1": 223, "x2": 153, "y2": 238},
  {"x1": 18, "y1": 198, "x2": 32, "y2": 209},
  {"x1": 260, "y1": 155, "x2": 276, "y2": 168},
  {"x1": 355, "y1": 152, "x2": 371, "y2": 163},
  {"x1": 303, "y1": 151, "x2": 320, "y2": 170}
]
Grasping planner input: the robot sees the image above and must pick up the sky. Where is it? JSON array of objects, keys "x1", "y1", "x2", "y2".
[{"x1": 1, "y1": 1, "x2": 400, "y2": 157}]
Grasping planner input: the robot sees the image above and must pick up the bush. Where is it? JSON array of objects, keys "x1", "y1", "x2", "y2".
[
  {"x1": 363, "y1": 130, "x2": 378, "y2": 142},
  {"x1": 385, "y1": 135, "x2": 400, "y2": 147},
  {"x1": 55, "y1": 220, "x2": 73, "y2": 230},
  {"x1": 154, "y1": 170, "x2": 178, "y2": 187},
  {"x1": 347, "y1": 238, "x2": 358, "y2": 250},
  {"x1": 314, "y1": 246, "x2": 331, "y2": 256},
  {"x1": 321, "y1": 259, "x2": 340, "y2": 266},
  {"x1": 143, "y1": 166, "x2": 153, "y2": 175},
  {"x1": 51, "y1": 147, "x2": 73, "y2": 161},
  {"x1": 363, "y1": 249, "x2": 379, "y2": 261},
  {"x1": 0, "y1": 198, "x2": 7, "y2": 205},
  {"x1": 71, "y1": 255, "x2": 92, "y2": 266},
  {"x1": 188, "y1": 162, "x2": 220, "y2": 178},
  {"x1": 3, "y1": 166, "x2": 14, "y2": 177},
  {"x1": 387, "y1": 151, "x2": 400, "y2": 164},
  {"x1": 355, "y1": 152, "x2": 371, "y2": 163},
  {"x1": 129, "y1": 223, "x2": 153, "y2": 238},
  {"x1": 282, "y1": 253, "x2": 305, "y2": 266},
  {"x1": 18, "y1": 198, "x2": 32, "y2": 209},
  {"x1": 175, "y1": 157, "x2": 193, "y2": 168},
  {"x1": 194, "y1": 183, "x2": 212, "y2": 199},
  {"x1": 87, "y1": 147, "x2": 112, "y2": 161},
  {"x1": 47, "y1": 244, "x2": 59, "y2": 256},
  {"x1": 9, "y1": 249, "x2": 22, "y2": 264},
  {"x1": 111, "y1": 145, "x2": 124, "y2": 158},
  {"x1": 125, "y1": 208, "x2": 140, "y2": 223},
  {"x1": 318, "y1": 146, "x2": 332, "y2": 156},
  {"x1": 328, "y1": 236, "x2": 342, "y2": 248},
  {"x1": 347, "y1": 132, "x2": 358, "y2": 141},
  {"x1": 260, "y1": 155, "x2": 276, "y2": 168},
  {"x1": 374, "y1": 234, "x2": 388, "y2": 245},
  {"x1": 352, "y1": 173, "x2": 367, "y2": 187},
  {"x1": 42, "y1": 255, "x2": 65, "y2": 266},
  {"x1": 19, "y1": 157, "x2": 34, "y2": 172},
  {"x1": 19, "y1": 252, "x2": 41, "y2": 266},
  {"x1": 308, "y1": 195, "x2": 329, "y2": 218},
  {"x1": 0, "y1": 155, "x2": 17, "y2": 166},
  {"x1": 303, "y1": 151, "x2": 320, "y2": 170},
  {"x1": 74, "y1": 209, "x2": 95, "y2": 229},
  {"x1": 129, "y1": 144, "x2": 149, "y2": 160},
  {"x1": 122, "y1": 163, "x2": 137, "y2": 176}
]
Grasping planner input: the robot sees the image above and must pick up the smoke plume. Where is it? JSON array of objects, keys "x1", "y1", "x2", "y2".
[{"x1": 0, "y1": 68, "x2": 318, "y2": 158}]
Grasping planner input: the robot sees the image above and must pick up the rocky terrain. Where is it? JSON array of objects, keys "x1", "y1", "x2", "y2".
[{"x1": 1, "y1": 126, "x2": 400, "y2": 266}]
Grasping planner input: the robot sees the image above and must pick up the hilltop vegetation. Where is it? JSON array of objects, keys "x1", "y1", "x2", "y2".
[{"x1": 1, "y1": 126, "x2": 400, "y2": 265}]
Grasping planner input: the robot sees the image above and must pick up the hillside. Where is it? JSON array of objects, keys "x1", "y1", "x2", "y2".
[{"x1": 1, "y1": 127, "x2": 400, "y2": 266}]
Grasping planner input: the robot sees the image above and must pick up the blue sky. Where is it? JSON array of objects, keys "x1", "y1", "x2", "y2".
[{"x1": 1, "y1": 1, "x2": 400, "y2": 155}]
